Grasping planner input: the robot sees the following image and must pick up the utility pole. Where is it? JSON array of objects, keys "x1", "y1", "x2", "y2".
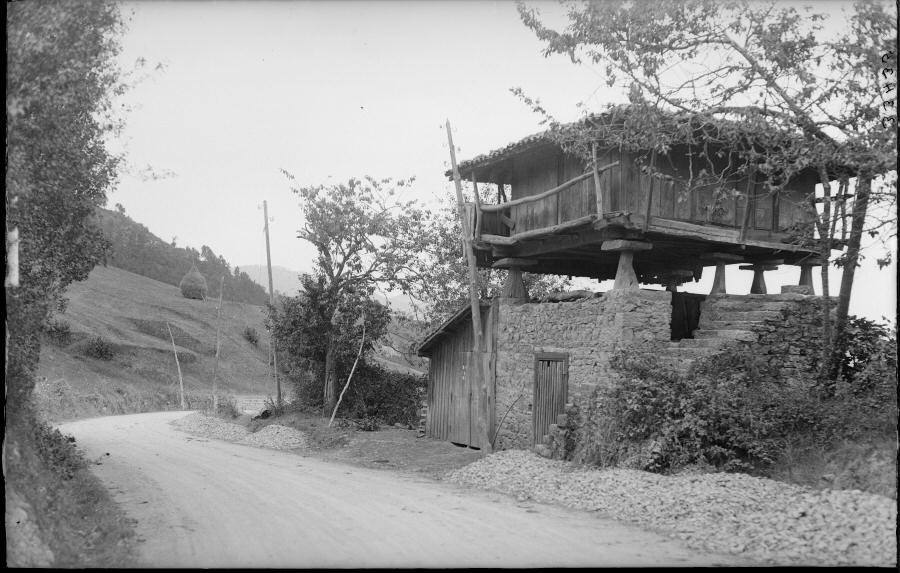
[{"x1": 263, "y1": 200, "x2": 282, "y2": 406}]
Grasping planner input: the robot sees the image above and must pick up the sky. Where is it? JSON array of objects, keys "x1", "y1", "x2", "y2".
[{"x1": 107, "y1": 0, "x2": 896, "y2": 322}]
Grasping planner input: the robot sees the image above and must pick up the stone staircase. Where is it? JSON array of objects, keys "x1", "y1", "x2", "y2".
[{"x1": 657, "y1": 294, "x2": 800, "y2": 373}]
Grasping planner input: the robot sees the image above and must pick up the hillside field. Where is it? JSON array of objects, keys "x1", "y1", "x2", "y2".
[{"x1": 35, "y1": 266, "x2": 277, "y2": 422}]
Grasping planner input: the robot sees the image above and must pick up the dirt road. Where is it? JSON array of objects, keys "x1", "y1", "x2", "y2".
[{"x1": 60, "y1": 411, "x2": 744, "y2": 568}]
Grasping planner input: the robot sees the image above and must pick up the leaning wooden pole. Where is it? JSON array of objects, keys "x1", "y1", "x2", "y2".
[
  {"x1": 446, "y1": 120, "x2": 490, "y2": 451},
  {"x1": 166, "y1": 322, "x2": 186, "y2": 410}
]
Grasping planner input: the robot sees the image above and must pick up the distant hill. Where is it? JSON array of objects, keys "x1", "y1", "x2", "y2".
[
  {"x1": 237, "y1": 264, "x2": 306, "y2": 297},
  {"x1": 35, "y1": 266, "x2": 277, "y2": 422},
  {"x1": 95, "y1": 207, "x2": 268, "y2": 305}
]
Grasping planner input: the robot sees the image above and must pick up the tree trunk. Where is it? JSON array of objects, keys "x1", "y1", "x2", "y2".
[
  {"x1": 323, "y1": 338, "x2": 337, "y2": 413},
  {"x1": 829, "y1": 173, "x2": 873, "y2": 378}
]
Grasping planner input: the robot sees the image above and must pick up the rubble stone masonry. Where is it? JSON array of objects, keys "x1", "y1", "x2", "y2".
[{"x1": 492, "y1": 289, "x2": 672, "y2": 449}]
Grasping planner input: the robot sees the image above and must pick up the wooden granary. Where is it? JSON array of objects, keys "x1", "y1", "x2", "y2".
[{"x1": 418, "y1": 112, "x2": 842, "y2": 451}]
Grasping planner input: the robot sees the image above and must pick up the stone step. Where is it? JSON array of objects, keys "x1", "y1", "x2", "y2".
[
  {"x1": 673, "y1": 337, "x2": 734, "y2": 349},
  {"x1": 700, "y1": 310, "x2": 783, "y2": 322},
  {"x1": 693, "y1": 329, "x2": 758, "y2": 342},
  {"x1": 706, "y1": 293, "x2": 816, "y2": 302},
  {"x1": 698, "y1": 319, "x2": 766, "y2": 330}
]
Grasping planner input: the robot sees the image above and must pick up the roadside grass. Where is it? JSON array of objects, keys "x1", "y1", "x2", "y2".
[
  {"x1": 766, "y1": 434, "x2": 897, "y2": 499},
  {"x1": 5, "y1": 408, "x2": 136, "y2": 567}
]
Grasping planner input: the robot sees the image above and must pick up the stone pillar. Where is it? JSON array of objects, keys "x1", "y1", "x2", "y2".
[
  {"x1": 492, "y1": 257, "x2": 535, "y2": 303},
  {"x1": 601, "y1": 240, "x2": 653, "y2": 291},
  {"x1": 740, "y1": 263, "x2": 779, "y2": 294},
  {"x1": 710, "y1": 263, "x2": 727, "y2": 295},
  {"x1": 501, "y1": 266, "x2": 528, "y2": 301},
  {"x1": 799, "y1": 264, "x2": 816, "y2": 295},
  {"x1": 700, "y1": 253, "x2": 744, "y2": 296}
]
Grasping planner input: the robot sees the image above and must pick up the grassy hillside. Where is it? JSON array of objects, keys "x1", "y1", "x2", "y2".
[{"x1": 35, "y1": 266, "x2": 276, "y2": 422}]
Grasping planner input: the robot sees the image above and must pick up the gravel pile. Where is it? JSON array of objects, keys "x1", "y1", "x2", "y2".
[
  {"x1": 171, "y1": 412, "x2": 250, "y2": 442},
  {"x1": 237, "y1": 425, "x2": 308, "y2": 450},
  {"x1": 448, "y1": 450, "x2": 896, "y2": 567}
]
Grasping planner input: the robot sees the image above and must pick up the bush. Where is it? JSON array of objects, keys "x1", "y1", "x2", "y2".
[
  {"x1": 583, "y1": 346, "x2": 822, "y2": 473},
  {"x1": 45, "y1": 318, "x2": 72, "y2": 346},
  {"x1": 341, "y1": 362, "x2": 426, "y2": 427},
  {"x1": 242, "y1": 326, "x2": 259, "y2": 347},
  {"x1": 214, "y1": 398, "x2": 240, "y2": 419},
  {"x1": 34, "y1": 423, "x2": 86, "y2": 481},
  {"x1": 83, "y1": 336, "x2": 115, "y2": 361},
  {"x1": 179, "y1": 264, "x2": 208, "y2": 300}
]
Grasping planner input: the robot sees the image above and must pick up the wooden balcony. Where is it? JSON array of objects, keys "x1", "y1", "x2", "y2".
[{"x1": 463, "y1": 149, "x2": 821, "y2": 285}]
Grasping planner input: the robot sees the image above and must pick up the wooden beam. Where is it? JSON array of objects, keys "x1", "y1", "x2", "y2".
[
  {"x1": 499, "y1": 213, "x2": 516, "y2": 230},
  {"x1": 492, "y1": 257, "x2": 538, "y2": 269},
  {"x1": 739, "y1": 166, "x2": 756, "y2": 243},
  {"x1": 601, "y1": 239, "x2": 653, "y2": 252},
  {"x1": 700, "y1": 252, "x2": 745, "y2": 263}
]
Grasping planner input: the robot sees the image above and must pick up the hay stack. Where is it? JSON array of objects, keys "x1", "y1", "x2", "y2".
[{"x1": 179, "y1": 264, "x2": 208, "y2": 300}]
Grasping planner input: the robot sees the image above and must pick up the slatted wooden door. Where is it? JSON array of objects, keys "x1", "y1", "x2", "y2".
[
  {"x1": 449, "y1": 351, "x2": 472, "y2": 446},
  {"x1": 532, "y1": 353, "x2": 569, "y2": 446}
]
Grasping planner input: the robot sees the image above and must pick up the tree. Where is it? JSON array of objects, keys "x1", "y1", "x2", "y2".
[
  {"x1": 409, "y1": 184, "x2": 572, "y2": 323},
  {"x1": 267, "y1": 273, "x2": 392, "y2": 410},
  {"x1": 6, "y1": 0, "x2": 126, "y2": 409},
  {"x1": 280, "y1": 173, "x2": 430, "y2": 411},
  {"x1": 517, "y1": 0, "x2": 897, "y2": 377}
]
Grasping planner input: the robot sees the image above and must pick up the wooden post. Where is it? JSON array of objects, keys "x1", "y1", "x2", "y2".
[
  {"x1": 446, "y1": 120, "x2": 490, "y2": 451},
  {"x1": 212, "y1": 276, "x2": 224, "y2": 411},
  {"x1": 471, "y1": 174, "x2": 483, "y2": 241},
  {"x1": 262, "y1": 201, "x2": 281, "y2": 407},
  {"x1": 642, "y1": 149, "x2": 657, "y2": 232},
  {"x1": 166, "y1": 322, "x2": 186, "y2": 410},
  {"x1": 739, "y1": 166, "x2": 756, "y2": 243},
  {"x1": 592, "y1": 143, "x2": 604, "y2": 216}
]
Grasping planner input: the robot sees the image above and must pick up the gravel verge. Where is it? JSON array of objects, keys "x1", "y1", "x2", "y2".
[
  {"x1": 171, "y1": 412, "x2": 250, "y2": 442},
  {"x1": 237, "y1": 425, "x2": 308, "y2": 450},
  {"x1": 171, "y1": 413, "x2": 308, "y2": 451},
  {"x1": 448, "y1": 450, "x2": 896, "y2": 567}
]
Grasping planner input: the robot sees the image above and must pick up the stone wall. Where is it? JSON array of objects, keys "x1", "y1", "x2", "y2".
[
  {"x1": 700, "y1": 293, "x2": 830, "y2": 380},
  {"x1": 492, "y1": 288, "x2": 672, "y2": 450}
]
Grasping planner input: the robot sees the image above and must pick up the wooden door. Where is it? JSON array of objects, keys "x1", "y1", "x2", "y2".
[
  {"x1": 532, "y1": 353, "x2": 569, "y2": 446},
  {"x1": 449, "y1": 351, "x2": 472, "y2": 446}
]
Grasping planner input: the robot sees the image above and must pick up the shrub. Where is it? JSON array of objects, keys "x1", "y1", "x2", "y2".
[
  {"x1": 585, "y1": 345, "x2": 821, "y2": 473},
  {"x1": 242, "y1": 326, "x2": 259, "y2": 347},
  {"x1": 215, "y1": 398, "x2": 240, "y2": 419},
  {"x1": 341, "y1": 362, "x2": 426, "y2": 427},
  {"x1": 45, "y1": 318, "x2": 72, "y2": 346},
  {"x1": 83, "y1": 336, "x2": 115, "y2": 361},
  {"x1": 179, "y1": 264, "x2": 208, "y2": 300},
  {"x1": 34, "y1": 423, "x2": 86, "y2": 481}
]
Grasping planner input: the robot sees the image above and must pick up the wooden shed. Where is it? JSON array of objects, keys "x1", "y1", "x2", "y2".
[{"x1": 415, "y1": 301, "x2": 496, "y2": 450}]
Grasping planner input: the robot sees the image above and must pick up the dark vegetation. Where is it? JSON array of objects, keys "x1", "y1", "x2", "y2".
[
  {"x1": 6, "y1": 2, "x2": 137, "y2": 565},
  {"x1": 268, "y1": 274, "x2": 426, "y2": 427},
  {"x1": 95, "y1": 206, "x2": 268, "y2": 305},
  {"x1": 578, "y1": 317, "x2": 897, "y2": 497},
  {"x1": 82, "y1": 336, "x2": 116, "y2": 361}
]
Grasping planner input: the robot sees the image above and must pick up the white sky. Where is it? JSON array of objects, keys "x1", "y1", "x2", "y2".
[{"x1": 108, "y1": 0, "x2": 896, "y2": 322}]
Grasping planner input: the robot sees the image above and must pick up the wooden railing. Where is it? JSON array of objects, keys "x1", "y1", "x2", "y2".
[{"x1": 474, "y1": 160, "x2": 619, "y2": 241}]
